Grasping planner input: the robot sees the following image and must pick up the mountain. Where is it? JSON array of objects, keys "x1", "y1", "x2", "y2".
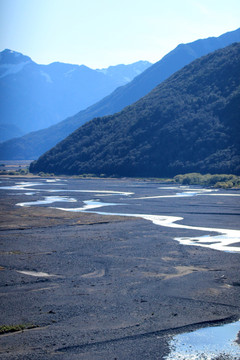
[
  {"x1": 30, "y1": 43, "x2": 240, "y2": 177},
  {"x1": 0, "y1": 50, "x2": 151, "y2": 140},
  {"x1": 97, "y1": 61, "x2": 151, "y2": 86},
  {"x1": 0, "y1": 123, "x2": 24, "y2": 142},
  {"x1": 1, "y1": 27, "x2": 240, "y2": 159},
  {"x1": 0, "y1": 48, "x2": 33, "y2": 65}
]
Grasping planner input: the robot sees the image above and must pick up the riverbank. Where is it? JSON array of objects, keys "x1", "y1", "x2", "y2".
[
  {"x1": 0, "y1": 177, "x2": 240, "y2": 359},
  {"x1": 1, "y1": 161, "x2": 240, "y2": 189}
]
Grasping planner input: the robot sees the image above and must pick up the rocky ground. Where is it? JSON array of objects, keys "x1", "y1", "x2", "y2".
[{"x1": 0, "y1": 179, "x2": 240, "y2": 359}]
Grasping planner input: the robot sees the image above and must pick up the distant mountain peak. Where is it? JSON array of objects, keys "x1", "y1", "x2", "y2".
[
  {"x1": 97, "y1": 60, "x2": 152, "y2": 71},
  {"x1": 96, "y1": 60, "x2": 152, "y2": 86},
  {"x1": 0, "y1": 50, "x2": 151, "y2": 142},
  {"x1": 0, "y1": 49, "x2": 33, "y2": 79},
  {"x1": 0, "y1": 49, "x2": 32, "y2": 65}
]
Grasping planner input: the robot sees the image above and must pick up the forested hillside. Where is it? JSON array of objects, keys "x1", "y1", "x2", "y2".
[{"x1": 30, "y1": 43, "x2": 240, "y2": 177}]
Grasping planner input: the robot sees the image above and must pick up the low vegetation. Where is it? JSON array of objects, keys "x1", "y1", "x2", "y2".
[
  {"x1": 174, "y1": 173, "x2": 240, "y2": 189},
  {"x1": 0, "y1": 168, "x2": 29, "y2": 176},
  {"x1": 0, "y1": 324, "x2": 37, "y2": 335}
]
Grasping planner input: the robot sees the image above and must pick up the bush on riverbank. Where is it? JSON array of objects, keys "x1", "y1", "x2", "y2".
[
  {"x1": 1, "y1": 168, "x2": 239, "y2": 189},
  {"x1": 0, "y1": 168, "x2": 29, "y2": 176},
  {"x1": 174, "y1": 173, "x2": 240, "y2": 189}
]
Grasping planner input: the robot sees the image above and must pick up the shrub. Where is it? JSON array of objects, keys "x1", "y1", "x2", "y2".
[{"x1": 174, "y1": 173, "x2": 240, "y2": 188}]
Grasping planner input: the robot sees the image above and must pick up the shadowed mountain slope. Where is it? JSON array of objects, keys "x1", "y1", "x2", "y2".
[
  {"x1": 1, "y1": 28, "x2": 240, "y2": 159},
  {"x1": 30, "y1": 43, "x2": 240, "y2": 177}
]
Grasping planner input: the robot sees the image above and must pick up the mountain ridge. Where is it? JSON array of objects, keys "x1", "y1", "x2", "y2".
[
  {"x1": 0, "y1": 51, "x2": 151, "y2": 141},
  {"x1": 30, "y1": 43, "x2": 240, "y2": 177},
  {"x1": 0, "y1": 49, "x2": 32, "y2": 65},
  {"x1": 0, "y1": 27, "x2": 239, "y2": 159}
]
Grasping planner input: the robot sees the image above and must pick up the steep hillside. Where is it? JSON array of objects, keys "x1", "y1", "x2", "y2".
[
  {"x1": 1, "y1": 27, "x2": 240, "y2": 159},
  {"x1": 0, "y1": 50, "x2": 151, "y2": 140},
  {"x1": 0, "y1": 123, "x2": 24, "y2": 142},
  {"x1": 30, "y1": 43, "x2": 240, "y2": 177}
]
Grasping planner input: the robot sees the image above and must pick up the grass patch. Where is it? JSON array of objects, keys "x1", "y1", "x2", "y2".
[{"x1": 0, "y1": 324, "x2": 37, "y2": 335}]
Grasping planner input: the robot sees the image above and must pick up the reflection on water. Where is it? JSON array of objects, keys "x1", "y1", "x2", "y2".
[
  {"x1": 137, "y1": 188, "x2": 218, "y2": 199},
  {"x1": 16, "y1": 270, "x2": 58, "y2": 277},
  {"x1": 0, "y1": 181, "x2": 45, "y2": 190},
  {"x1": 55, "y1": 199, "x2": 120, "y2": 212},
  {"x1": 16, "y1": 196, "x2": 77, "y2": 207},
  {"x1": 175, "y1": 231, "x2": 240, "y2": 253},
  {"x1": 165, "y1": 320, "x2": 240, "y2": 360},
  {"x1": 53, "y1": 200, "x2": 240, "y2": 253},
  {"x1": 141, "y1": 214, "x2": 240, "y2": 253}
]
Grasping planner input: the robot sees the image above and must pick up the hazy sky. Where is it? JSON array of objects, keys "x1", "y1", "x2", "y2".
[{"x1": 0, "y1": 0, "x2": 239, "y2": 68}]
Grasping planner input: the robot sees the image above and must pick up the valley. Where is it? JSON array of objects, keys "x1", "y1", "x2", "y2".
[{"x1": 0, "y1": 177, "x2": 239, "y2": 359}]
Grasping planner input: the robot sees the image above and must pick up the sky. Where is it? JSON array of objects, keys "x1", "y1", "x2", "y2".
[{"x1": 0, "y1": 0, "x2": 239, "y2": 69}]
